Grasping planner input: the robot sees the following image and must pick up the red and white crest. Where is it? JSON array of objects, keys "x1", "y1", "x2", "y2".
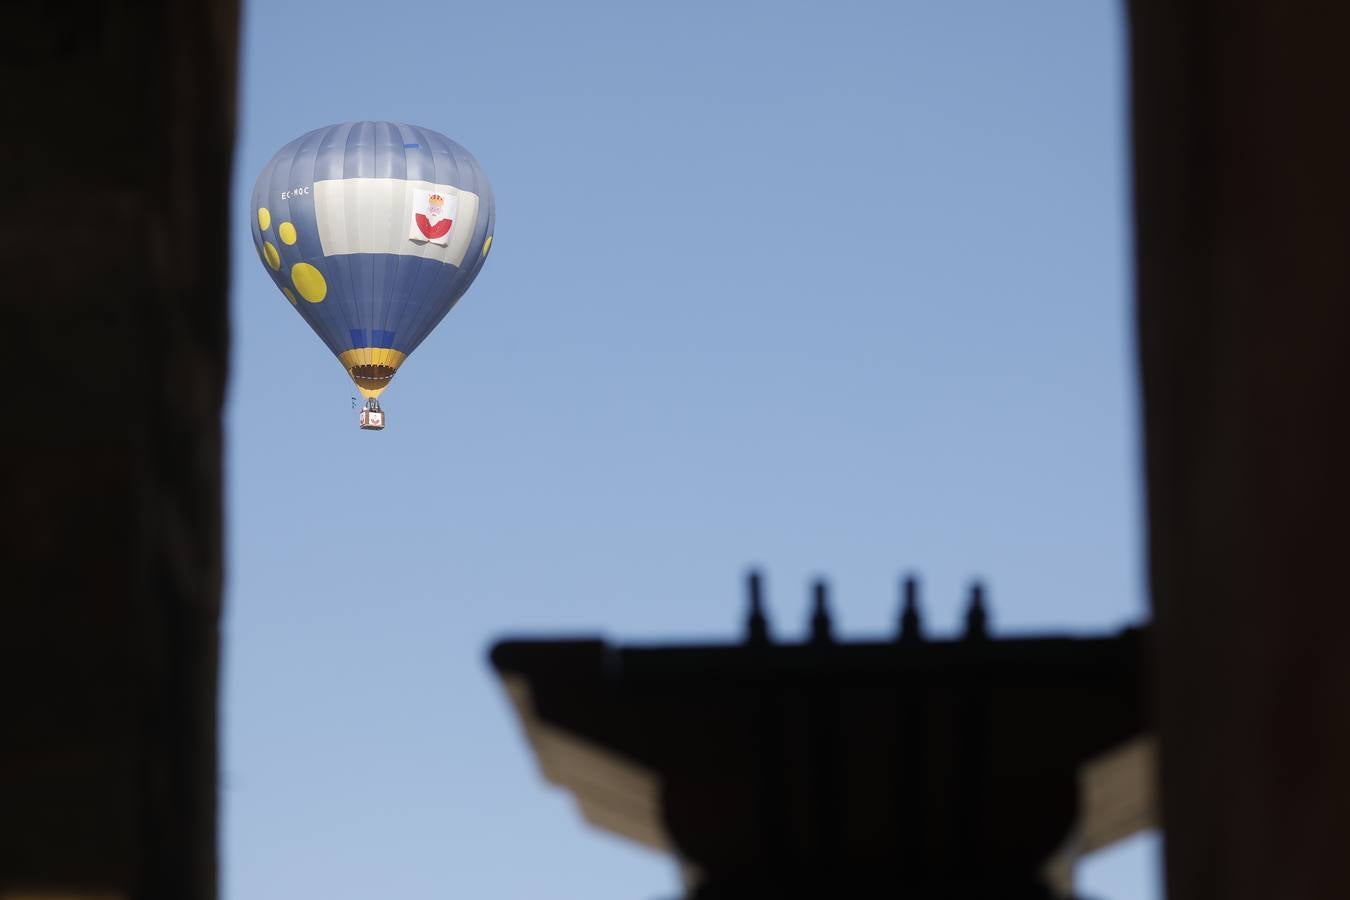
[{"x1": 409, "y1": 188, "x2": 458, "y2": 246}]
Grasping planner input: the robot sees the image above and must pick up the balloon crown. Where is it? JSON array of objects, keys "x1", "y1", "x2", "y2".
[{"x1": 428, "y1": 193, "x2": 445, "y2": 206}]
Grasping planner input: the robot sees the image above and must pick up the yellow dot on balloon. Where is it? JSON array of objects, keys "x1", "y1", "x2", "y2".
[
  {"x1": 258, "y1": 207, "x2": 271, "y2": 230},
  {"x1": 279, "y1": 221, "x2": 297, "y2": 245},
  {"x1": 291, "y1": 262, "x2": 327, "y2": 303},
  {"x1": 482, "y1": 235, "x2": 493, "y2": 257},
  {"x1": 263, "y1": 241, "x2": 280, "y2": 270},
  {"x1": 282, "y1": 288, "x2": 298, "y2": 305}
]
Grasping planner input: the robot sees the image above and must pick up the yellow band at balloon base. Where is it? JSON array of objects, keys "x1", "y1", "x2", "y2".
[{"x1": 338, "y1": 347, "x2": 407, "y2": 398}]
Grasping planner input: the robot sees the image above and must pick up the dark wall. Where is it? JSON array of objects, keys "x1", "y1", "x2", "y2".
[
  {"x1": 1129, "y1": 2, "x2": 1350, "y2": 898},
  {"x1": 0, "y1": 3, "x2": 237, "y2": 898}
]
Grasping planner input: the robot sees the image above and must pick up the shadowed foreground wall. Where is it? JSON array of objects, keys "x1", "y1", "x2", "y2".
[
  {"x1": 1130, "y1": 2, "x2": 1350, "y2": 898},
  {"x1": 0, "y1": 3, "x2": 237, "y2": 898}
]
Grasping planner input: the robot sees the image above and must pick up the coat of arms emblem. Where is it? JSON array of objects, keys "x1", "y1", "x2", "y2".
[{"x1": 410, "y1": 189, "x2": 457, "y2": 245}]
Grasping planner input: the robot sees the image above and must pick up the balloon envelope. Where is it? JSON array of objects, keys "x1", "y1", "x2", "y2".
[{"x1": 250, "y1": 122, "x2": 495, "y2": 398}]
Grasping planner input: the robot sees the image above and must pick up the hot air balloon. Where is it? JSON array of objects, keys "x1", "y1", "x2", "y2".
[{"x1": 249, "y1": 122, "x2": 495, "y2": 430}]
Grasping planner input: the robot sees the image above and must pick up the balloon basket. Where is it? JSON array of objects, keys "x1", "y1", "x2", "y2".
[{"x1": 359, "y1": 399, "x2": 385, "y2": 431}]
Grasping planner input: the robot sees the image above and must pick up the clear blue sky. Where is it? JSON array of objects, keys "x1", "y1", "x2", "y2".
[{"x1": 223, "y1": 0, "x2": 1160, "y2": 897}]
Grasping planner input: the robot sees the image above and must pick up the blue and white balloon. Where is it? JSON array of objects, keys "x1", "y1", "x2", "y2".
[{"x1": 250, "y1": 122, "x2": 495, "y2": 402}]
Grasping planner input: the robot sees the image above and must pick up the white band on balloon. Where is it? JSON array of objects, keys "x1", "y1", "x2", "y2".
[{"x1": 313, "y1": 178, "x2": 481, "y2": 268}]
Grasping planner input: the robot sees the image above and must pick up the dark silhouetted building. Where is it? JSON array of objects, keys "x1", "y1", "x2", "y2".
[{"x1": 492, "y1": 577, "x2": 1154, "y2": 898}]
